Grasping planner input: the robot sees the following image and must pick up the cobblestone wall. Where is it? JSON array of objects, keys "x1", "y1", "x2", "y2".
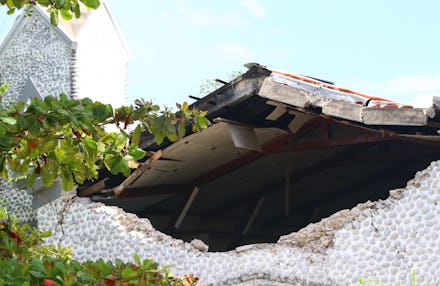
[
  {"x1": 0, "y1": 13, "x2": 72, "y2": 105},
  {"x1": 36, "y1": 160, "x2": 440, "y2": 286},
  {"x1": 0, "y1": 11, "x2": 72, "y2": 223}
]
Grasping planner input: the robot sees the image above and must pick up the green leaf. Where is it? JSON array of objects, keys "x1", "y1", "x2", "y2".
[
  {"x1": 128, "y1": 145, "x2": 146, "y2": 161},
  {"x1": 197, "y1": 116, "x2": 210, "y2": 129},
  {"x1": 50, "y1": 9, "x2": 59, "y2": 26},
  {"x1": 12, "y1": 0, "x2": 22, "y2": 8},
  {"x1": 0, "y1": 156, "x2": 7, "y2": 179},
  {"x1": 84, "y1": 137, "x2": 98, "y2": 160},
  {"x1": 106, "y1": 155, "x2": 131, "y2": 177},
  {"x1": 80, "y1": 0, "x2": 100, "y2": 9},
  {"x1": 0, "y1": 82, "x2": 9, "y2": 96},
  {"x1": 30, "y1": 258, "x2": 46, "y2": 276},
  {"x1": 55, "y1": 0, "x2": 65, "y2": 9},
  {"x1": 6, "y1": 0, "x2": 13, "y2": 9},
  {"x1": 60, "y1": 9, "x2": 72, "y2": 21},
  {"x1": 38, "y1": 0, "x2": 51, "y2": 6},
  {"x1": 131, "y1": 124, "x2": 141, "y2": 146},
  {"x1": 72, "y1": 2, "x2": 81, "y2": 18},
  {"x1": 40, "y1": 230, "x2": 51, "y2": 238},
  {"x1": 60, "y1": 167, "x2": 74, "y2": 191},
  {"x1": 27, "y1": 170, "x2": 36, "y2": 187},
  {"x1": 0, "y1": 123, "x2": 6, "y2": 136},
  {"x1": 121, "y1": 267, "x2": 139, "y2": 280},
  {"x1": 0, "y1": 116, "x2": 16, "y2": 125},
  {"x1": 92, "y1": 102, "x2": 113, "y2": 121},
  {"x1": 29, "y1": 270, "x2": 45, "y2": 278},
  {"x1": 133, "y1": 254, "x2": 142, "y2": 266},
  {"x1": 167, "y1": 132, "x2": 177, "y2": 142},
  {"x1": 177, "y1": 123, "x2": 186, "y2": 138},
  {"x1": 153, "y1": 131, "x2": 164, "y2": 145},
  {"x1": 17, "y1": 159, "x2": 30, "y2": 175},
  {"x1": 40, "y1": 164, "x2": 58, "y2": 188}
]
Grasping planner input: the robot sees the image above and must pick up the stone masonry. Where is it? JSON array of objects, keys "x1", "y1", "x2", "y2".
[{"x1": 36, "y1": 160, "x2": 440, "y2": 285}]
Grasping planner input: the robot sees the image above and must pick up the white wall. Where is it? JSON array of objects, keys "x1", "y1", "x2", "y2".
[
  {"x1": 72, "y1": 5, "x2": 129, "y2": 107},
  {"x1": 37, "y1": 160, "x2": 440, "y2": 286}
]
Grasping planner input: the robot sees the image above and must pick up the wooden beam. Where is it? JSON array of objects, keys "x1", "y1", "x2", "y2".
[
  {"x1": 119, "y1": 184, "x2": 187, "y2": 199},
  {"x1": 242, "y1": 196, "x2": 264, "y2": 235},
  {"x1": 192, "y1": 151, "x2": 265, "y2": 186},
  {"x1": 285, "y1": 133, "x2": 292, "y2": 217},
  {"x1": 113, "y1": 150, "x2": 162, "y2": 197},
  {"x1": 77, "y1": 178, "x2": 108, "y2": 197},
  {"x1": 227, "y1": 196, "x2": 264, "y2": 249},
  {"x1": 174, "y1": 186, "x2": 199, "y2": 229},
  {"x1": 164, "y1": 186, "x2": 199, "y2": 233},
  {"x1": 287, "y1": 111, "x2": 315, "y2": 133},
  {"x1": 264, "y1": 133, "x2": 393, "y2": 153},
  {"x1": 320, "y1": 120, "x2": 330, "y2": 142}
]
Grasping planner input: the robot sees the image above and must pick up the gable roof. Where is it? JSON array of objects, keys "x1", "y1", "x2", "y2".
[
  {"x1": 20, "y1": 76, "x2": 43, "y2": 102},
  {"x1": 0, "y1": 6, "x2": 73, "y2": 58},
  {"x1": 0, "y1": 2, "x2": 130, "y2": 59},
  {"x1": 57, "y1": 1, "x2": 131, "y2": 60}
]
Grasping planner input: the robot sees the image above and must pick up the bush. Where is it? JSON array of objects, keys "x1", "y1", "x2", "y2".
[{"x1": 0, "y1": 207, "x2": 198, "y2": 286}]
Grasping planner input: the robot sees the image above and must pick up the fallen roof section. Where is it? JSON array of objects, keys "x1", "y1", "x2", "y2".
[{"x1": 81, "y1": 63, "x2": 440, "y2": 251}]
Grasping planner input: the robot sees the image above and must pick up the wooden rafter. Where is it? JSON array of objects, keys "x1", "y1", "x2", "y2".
[
  {"x1": 112, "y1": 150, "x2": 162, "y2": 197},
  {"x1": 165, "y1": 186, "x2": 199, "y2": 234},
  {"x1": 263, "y1": 133, "x2": 393, "y2": 153},
  {"x1": 227, "y1": 196, "x2": 265, "y2": 249},
  {"x1": 119, "y1": 184, "x2": 188, "y2": 199},
  {"x1": 77, "y1": 178, "x2": 108, "y2": 197}
]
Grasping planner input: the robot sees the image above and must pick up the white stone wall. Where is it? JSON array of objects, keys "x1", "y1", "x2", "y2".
[
  {"x1": 37, "y1": 160, "x2": 440, "y2": 286},
  {"x1": 0, "y1": 11, "x2": 72, "y2": 223},
  {"x1": 0, "y1": 13, "x2": 72, "y2": 105},
  {"x1": 0, "y1": 181, "x2": 35, "y2": 223},
  {"x1": 0, "y1": 4, "x2": 129, "y2": 222}
]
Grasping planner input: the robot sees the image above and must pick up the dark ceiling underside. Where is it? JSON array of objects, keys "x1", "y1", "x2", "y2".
[{"x1": 86, "y1": 66, "x2": 440, "y2": 252}]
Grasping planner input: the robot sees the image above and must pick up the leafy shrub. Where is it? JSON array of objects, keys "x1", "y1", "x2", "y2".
[{"x1": 0, "y1": 207, "x2": 198, "y2": 286}]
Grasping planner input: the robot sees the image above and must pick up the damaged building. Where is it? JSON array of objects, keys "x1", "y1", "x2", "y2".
[
  {"x1": 79, "y1": 63, "x2": 440, "y2": 252},
  {"x1": 5, "y1": 62, "x2": 440, "y2": 285}
]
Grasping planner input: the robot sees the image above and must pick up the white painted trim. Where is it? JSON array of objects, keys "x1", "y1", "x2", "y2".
[{"x1": 101, "y1": 1, "x2": 131, "y2": 60}]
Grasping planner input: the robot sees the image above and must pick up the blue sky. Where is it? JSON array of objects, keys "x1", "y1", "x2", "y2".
[{"x1": 1, "y1": 1, "x2": 440, "y2": 107}]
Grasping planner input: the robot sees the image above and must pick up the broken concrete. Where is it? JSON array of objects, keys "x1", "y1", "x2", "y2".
[{"x1": 35, "y1": 159, "x2": 440, "y2": 285}]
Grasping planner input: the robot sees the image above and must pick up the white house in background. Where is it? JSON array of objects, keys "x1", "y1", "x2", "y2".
[
  {"x1": 0, "y1": 1, "x2": 130, "y2": 223},
  {"x1": 0, "y1": 0, "x2": 130, "y2": 107}
]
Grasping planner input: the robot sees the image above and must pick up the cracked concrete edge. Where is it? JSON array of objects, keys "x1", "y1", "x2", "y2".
[{"x1": 258, "y1": 78, "x2": 430, "y2": 126}]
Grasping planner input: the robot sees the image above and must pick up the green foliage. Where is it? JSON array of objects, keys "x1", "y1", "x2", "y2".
[
  {"x1": 0, "y1": 91, "x2": 208, "y2": 190},
  {"x1": 0, "y1": 83, "x2": 9, "y2": 96},
  {"x1": 0, "y1": 207, "x2": 199, "y2": 285},
  {"x1": 0, "y1": 1, "x2": 210, "y2": 191},
  {"x1": 0, "y1": 0, "x2": 101, "y2": 26}
]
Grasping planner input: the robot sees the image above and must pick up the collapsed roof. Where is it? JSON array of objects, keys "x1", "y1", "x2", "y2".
[{"x1": 80, "y1": 63, "x2": 440, "y2": 251}]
